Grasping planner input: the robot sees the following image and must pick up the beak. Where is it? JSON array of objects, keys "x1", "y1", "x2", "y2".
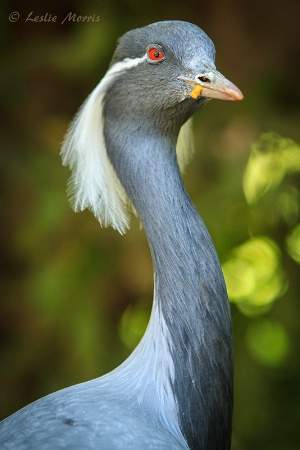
[{"x1": 179, "y1": 68, "x2": 243, "y2": 101}]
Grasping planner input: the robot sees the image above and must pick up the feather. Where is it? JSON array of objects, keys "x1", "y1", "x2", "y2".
[
  {"x1": 61, "y1": 57, "x2": 146, "y2": 234},
  {"x1": 176, "y1": 119, "x2": 194, "y2": 173},
  {"x1": 61, "y1": 57, "x2": 194, "y2": 234}
]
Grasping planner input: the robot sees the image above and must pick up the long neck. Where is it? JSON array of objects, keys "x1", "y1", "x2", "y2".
[{"x1": 104, "y1": 121, "x2": 233, "y2": 450}]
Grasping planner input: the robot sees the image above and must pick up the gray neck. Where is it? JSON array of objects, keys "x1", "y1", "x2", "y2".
[{"x1": 104, "y1": 117, "x2": 233, "y2": 450}]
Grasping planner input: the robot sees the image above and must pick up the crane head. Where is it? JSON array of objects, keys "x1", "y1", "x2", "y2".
[
  {"x1": 61, "y1": 21, "x2": 243, "y2": 234},
  {"x1": 107, "y1": 21, "x2": 243, "y2": 123}
]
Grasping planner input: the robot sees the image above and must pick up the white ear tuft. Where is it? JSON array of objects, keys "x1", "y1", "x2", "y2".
[
  {"x1": 61, "y1": 57, "x2": 146, "y2": 234},
  {"x1": 61, "y1": 56, "x2": 194, "y2": 234},
  {"x1": 176, "y1": 118, "x2": 194, "y2": 173}
]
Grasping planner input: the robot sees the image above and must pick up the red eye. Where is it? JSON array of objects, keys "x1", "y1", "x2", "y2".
[{"x1": 147, "y1": 47, "x2": 165, "y2": 62}]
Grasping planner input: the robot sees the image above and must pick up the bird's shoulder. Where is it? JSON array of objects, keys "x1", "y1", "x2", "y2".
[{"x1": 0, "y1": 379, "x2": 187, "y2": 449}]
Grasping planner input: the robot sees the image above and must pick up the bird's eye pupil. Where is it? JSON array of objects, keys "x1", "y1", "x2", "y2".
[{"x1": 148, "y1": 47, "x2": 165, "y2": 62}]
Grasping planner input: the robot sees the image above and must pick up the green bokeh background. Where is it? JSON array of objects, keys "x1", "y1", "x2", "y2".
[{"x1": 1, "y1": 0, "x2": 300, "y2": 448}]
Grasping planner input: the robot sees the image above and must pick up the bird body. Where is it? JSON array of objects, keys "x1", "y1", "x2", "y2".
[{"x1": 0, "y1": 21, "x2": 242, "y2": 449}]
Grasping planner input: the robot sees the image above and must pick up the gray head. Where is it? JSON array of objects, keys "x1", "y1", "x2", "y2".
[
  {"x1": 61, "y1": 20, "x2": 243, "y2": 233},
  {"x1": 111, "y1": 20, "x2": 216, "y2": 65},
  {"x1": 106, "y1": 20, "x2": 243, "y2": 129}
]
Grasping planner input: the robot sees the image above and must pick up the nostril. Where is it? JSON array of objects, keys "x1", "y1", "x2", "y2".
[{"x1": 197, "y1": 76, "x2": 211, "y2": 83}]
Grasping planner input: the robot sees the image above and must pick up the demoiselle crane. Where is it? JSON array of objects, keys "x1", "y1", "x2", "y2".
[{"x1": 0, "y1": 20, "x2": 243, "y2": 449}]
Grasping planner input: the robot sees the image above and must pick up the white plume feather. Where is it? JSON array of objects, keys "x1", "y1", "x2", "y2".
[
  {"x1": 176, "y1": 118, "x2": 194, "y2": 173},
  {"x1": 61, "y1": 57, "x2": 146, "y2": 234},
  {"x1": 61, "y1": 57, "x2": 194, "y2": 234}
]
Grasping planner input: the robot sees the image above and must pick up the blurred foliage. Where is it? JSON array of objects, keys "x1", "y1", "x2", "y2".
[
  {"x1": 245, "y1": 319, "x2": 290, "y2": 368},
  {"x1": 243, "y1": 133, "x2": 300, "y2": 205},
  {"x1": 286, "y1": 224, "x2": 300, "y2": 264},
  {"x1": 1, "y1": 0, "x2": 300, "y2": 449},
  {"x1": 223, "y1": 236, "x2": 288, "y2": 316}
]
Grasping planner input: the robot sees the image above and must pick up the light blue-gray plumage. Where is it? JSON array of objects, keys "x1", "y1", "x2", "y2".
[{"x1": 0, "y1": 20, "x2": 243, "y2": 450}]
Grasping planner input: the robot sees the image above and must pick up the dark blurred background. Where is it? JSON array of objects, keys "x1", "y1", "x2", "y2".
[{"x1": 1, "y1": 0, "x2": 300, "y2": 448}]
